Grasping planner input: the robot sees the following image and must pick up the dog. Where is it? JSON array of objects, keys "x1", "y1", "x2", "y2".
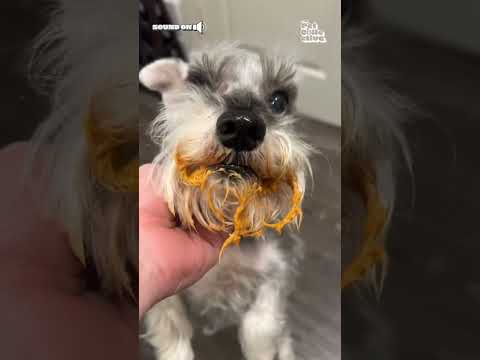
[
  {"x1": 27, "y1": 0, "x2": 139, "y2": 299},
  {"x1": 341, "y1": 27, "x2": 411, "y2": 290},
  {"x1": 139, "y1": 44, "x2": 313, "y2": 360},
  {"x1": 341, "y1": 26, "x2": 412, "y2": 359}
]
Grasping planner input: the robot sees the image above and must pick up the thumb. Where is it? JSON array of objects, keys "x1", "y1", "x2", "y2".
[{"x1": 138, "y1": 164, "x2": 226, "y2": 318}]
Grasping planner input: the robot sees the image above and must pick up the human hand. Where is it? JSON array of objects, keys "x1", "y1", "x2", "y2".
[
  {"x1": 0, "y1": 142, "x2": 137, "y2": 360},
  {"x1": 139, "y1": 164, "x2": 224, "y2": 319}
]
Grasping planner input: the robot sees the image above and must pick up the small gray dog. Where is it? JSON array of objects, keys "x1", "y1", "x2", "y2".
[{"x1": 140, "y1": 44, "x2": 312, "y2": 360}]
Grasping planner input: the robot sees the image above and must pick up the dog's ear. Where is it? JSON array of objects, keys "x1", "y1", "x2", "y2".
[{"x1": 139, "y1": 58, "x2": 189, "y2": 93}]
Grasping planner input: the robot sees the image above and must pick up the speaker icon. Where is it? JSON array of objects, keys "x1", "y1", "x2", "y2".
[{"x1": 192, "y1": 21, "x2": 205, "y2": 34}]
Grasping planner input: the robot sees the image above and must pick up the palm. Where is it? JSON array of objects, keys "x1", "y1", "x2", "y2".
[{"x1": 0, "y1": 143, "x2": 137, "y2": 359}]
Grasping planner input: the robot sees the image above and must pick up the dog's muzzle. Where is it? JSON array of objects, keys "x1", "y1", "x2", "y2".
[{"x1": 216, "y1": 110, "x2": 266, "y2": 152}]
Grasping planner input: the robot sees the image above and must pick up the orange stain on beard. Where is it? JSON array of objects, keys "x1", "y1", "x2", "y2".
[
  {"x1": 175, "y1": 152, "x2": 303, "y2": 257},
  {"x1": 341, "y1": 161, "x2": 388, "y2": 289}
]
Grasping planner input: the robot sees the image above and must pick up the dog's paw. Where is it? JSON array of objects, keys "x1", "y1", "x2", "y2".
[
  {"x1": 278, "y1": 335, "x2": 295, "y2": 360},
  {"x1": 154, "y1": 342, "x2": 194, "y2": 360}
]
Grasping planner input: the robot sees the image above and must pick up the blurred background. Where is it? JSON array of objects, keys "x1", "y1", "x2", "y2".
[
  {"x1": 2, "y1": 0, "x2": 479, "y2": 359},
  {"x1": 342, "y1": 1, "x2": 480, "y2": 359},
  {"x1": 0, "y1": 1, "x2": 50, "y2": 148},
  {"x1": 139, "y1": 0, "x2": 341, "y2": 359}
]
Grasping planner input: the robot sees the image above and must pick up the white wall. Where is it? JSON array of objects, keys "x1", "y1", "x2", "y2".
[{"x1": 165, "y1": 0, "x2": 341, "y2": 126}]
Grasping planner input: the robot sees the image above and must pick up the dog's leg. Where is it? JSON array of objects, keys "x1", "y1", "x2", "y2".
[
  {"x1": 143, "y1": 295, "x2": 194, "y2": 360},
  {"x1": 239, "y1": 281, "x2": 293, "y2": 360},
  {"x1": 278, "y1": 328, "x2": 295, "y2": 360}
]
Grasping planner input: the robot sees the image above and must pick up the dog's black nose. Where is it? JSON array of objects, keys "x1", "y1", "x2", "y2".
[{"x1": 216, "y1": 111, "x2": 266, "y2": 152}]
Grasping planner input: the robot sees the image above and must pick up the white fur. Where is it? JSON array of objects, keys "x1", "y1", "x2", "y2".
[
  {"x1": 141, "y1": 45, "x2": 309, "y2": 360},
  {"x1": 145, "y1": 234, "x2": 301, "y2": 360},
  {"x1": 342, "y1": 28, "x2": 412, "y2": 288},
  {"x1": 143, "y1": 297, "x2": 194, "y2": 360},
  {"x1": 139, "y1": 58, "x2": 189, "y2": 94}
]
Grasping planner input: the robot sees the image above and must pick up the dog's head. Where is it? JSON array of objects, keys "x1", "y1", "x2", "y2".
[{"x1": 140, "y1": 44, "x2": 312, "y2": 251}]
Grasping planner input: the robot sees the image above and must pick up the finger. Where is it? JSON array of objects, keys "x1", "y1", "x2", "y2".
[
  {"x1": 139, "y1": 225, "x2": 223, "y2": 306},
  {"x1": 139, "y1": 230, "x2": 226, "y2": 319},
  {"x1": 162, "y1": 227, "x2": 224, "y2": 294},
  {"x1": 183, "y1": 228, "x2": 223, "y2": 269},
  {"x1": 139, "y1": 164, "x2": 174, "y2": 228},
  {"x1": 196, "y1": 226, "x2": 227, "y2": 249},
  {"x1": 141, "y1": 225, "x2": 222, "y2": 277}
]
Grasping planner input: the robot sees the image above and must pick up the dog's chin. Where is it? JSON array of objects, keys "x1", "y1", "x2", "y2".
[
  {"x1": 172, "y1": 163, "x2": 298, "y2": 234},
  {"x1": 210, "y1": 163, "x2": 259, "y2": 181},
  {"x1": 208, "y1": 153, "x2": 291, "y2": 184}
]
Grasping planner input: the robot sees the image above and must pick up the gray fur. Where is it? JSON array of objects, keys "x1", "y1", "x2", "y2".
[
  {"x1": 142, "y1": 44, "x2": 311, "y2": 360},
  {"x1": 186, "y1": 45, "x2": 298, "y2": 117}
]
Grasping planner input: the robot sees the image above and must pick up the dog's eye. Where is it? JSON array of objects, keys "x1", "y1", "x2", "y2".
[
  {"x1": 187, "y1": 69, "x2": 210, "y2": 87},
  {"x1": 269, "y1": 91, "x2": 289, "y2": 114}
]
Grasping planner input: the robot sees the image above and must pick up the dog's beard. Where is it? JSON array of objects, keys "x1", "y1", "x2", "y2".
[
  {"x1": 341, "y1": 154, "x2": 389, "y2": 289},
  {"x1": 151, "y1": 83, "x2": 311, "y2": 254},
  {"x1": 166, "y1": 137, "x2": 306, "y2": 255}
]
